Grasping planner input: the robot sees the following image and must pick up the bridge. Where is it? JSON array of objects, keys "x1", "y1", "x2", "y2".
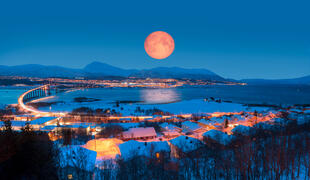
[{"x1": 18, "y1": 85, "x2": 65, "y2": 117}]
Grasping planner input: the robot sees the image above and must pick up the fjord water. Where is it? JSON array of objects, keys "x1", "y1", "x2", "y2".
[
  {"x1": 32, "y1": 85, "x2": 310, "y2": 105},
  {"x1": 0, "y1": 87, "x2": 31, "y2": 105},
  {"x1": 1, "y1": 85, "x2": 309, "y2": 106}
]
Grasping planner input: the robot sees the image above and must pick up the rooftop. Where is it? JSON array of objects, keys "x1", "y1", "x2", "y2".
[
  {"x1": 203, "y1": 129, "x2": 233, "y2": 145},
  {"x1": 181, "y1": 121, "x2": 202, "y2": 131},
  {"x1": 59, "y1": 145, "x2": 97, "y2": 172},
  {"x1": 169, "y1": 135, "x2": 203, "y2": 153},
  {"x1": 119, "y1": 140, "x2": 170, "y2": 160}
]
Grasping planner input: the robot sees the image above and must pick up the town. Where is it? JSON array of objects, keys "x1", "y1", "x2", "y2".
[
  {"x1": 1, "y1": 83, "x2": 309, "y2": 179},
  {"x1": 0, "y1": 76, "x2": 245, "y2": 89}
]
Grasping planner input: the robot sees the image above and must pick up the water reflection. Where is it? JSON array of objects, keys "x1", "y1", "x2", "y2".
[{"x1": 141, "y1": 88, "x2": 180, "y2": 104}]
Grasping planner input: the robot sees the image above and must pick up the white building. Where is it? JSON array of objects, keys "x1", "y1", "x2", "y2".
[
  {"x1": 202, "y1": 129, "x2": 233, "y2": 146},
  {"x1": 181, "y1": 121, "x2": 203, "y2": 133},
  {"x1": 122, "y1": 127, "x2": 157, "y2": 140},
  {"x1": 160, "y1": 122, "x2": 181, "y2": 138},
  {"x1": 59, "y1": 145, "x2": 97, "y2": 179},
  {"x1": 169, "y1": 135, "x2": 204, "y2": 158},
  {"x1": 118, "y1": 140, "x2": 170, "y2": 160},
  {"x1": 231, "y1": 125, "x2": 254, "y2": 136}
]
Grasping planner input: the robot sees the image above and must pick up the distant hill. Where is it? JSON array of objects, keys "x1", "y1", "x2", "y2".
[
  {"x1": 0, "y1": 61, "x2": 224, "y2": 81},
  {"x1": 131, "y1": 67, "x2": 224, "y2": 80},
  {"x1": 241, "y1": 75, "x2": 310, "y2": 85},
  {"x1": 83, "y1": 61, "x2": 137, "y2": 77},
  {"x1": 0, "y1": 64, "x2": 84, "y2": 78}
]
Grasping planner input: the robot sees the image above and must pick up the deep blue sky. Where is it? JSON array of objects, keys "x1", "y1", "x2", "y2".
[{"x1": 0, "y1": 0, "x2": 309, "y2": 79}]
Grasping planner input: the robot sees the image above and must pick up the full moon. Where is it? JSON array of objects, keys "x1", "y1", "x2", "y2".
[{"x1": 144, "y1": 31, "x2": 175, "y2": 59}]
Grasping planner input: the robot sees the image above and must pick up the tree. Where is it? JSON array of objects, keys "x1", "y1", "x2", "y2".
[
  {"x1": 224, "y1": 118, "x2": 229, "y2": 128},
  {"x1": 21, "y1": 121, "x2": 34, "y2": 135},
  {"x1": 0, "y1": 130, "x2": 58, "y2": 179},
  {"x1": 253, "y1": 110, "x2": 258, "y2": 124},
  {"x1": 62, "y1": 128, "x2": 73, "y2": 145},
  {"x1": 98, "y1": 124, "x2": 123, "y2": 138},
  {"x1": 2, "y1": 119, "x2": 13, "y2": 134}
]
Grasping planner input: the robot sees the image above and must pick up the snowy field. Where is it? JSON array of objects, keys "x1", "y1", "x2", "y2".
[{"x1": 37, "y1": 98, "x2": 268, "y2": 115}]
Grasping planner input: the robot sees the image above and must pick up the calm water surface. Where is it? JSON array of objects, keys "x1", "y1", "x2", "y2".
[
  {"x1": 41, "y1": 85, "x2": 310, "y2": 105},
  {"x1": 0, "y1": 85, "x2": 309, "y2": 105}
]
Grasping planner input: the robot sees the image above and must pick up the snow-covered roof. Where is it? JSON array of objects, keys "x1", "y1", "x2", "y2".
[
  {"x1": 232, "y1": 115, "x2": 246, "y2": 121},
  {"x1": 203, "y1": 130, "x2": 233, "y2": 145},
  {"x1": 123, "y1": 127, "x2": 156, "y2": 139},
  {"x1": 119, "y1": 140, "x2": 170, "y2": 160},
  {"x1": 208, "y1": 117, "x2": 225, "y2": 124},
  {"x1": 290, "y1": 108, "x2": 303, "y2": 113},
  {"x1": 231, "y1": 125, "x2": 253, "y2": 135},
  {"x1": 160, "y1": 122, "x2": 180, "y2": 131},
  {"x1": 30, "y1": 117, "x2": 58, "y2": 125},
  {"x1": 59, "y1": 145, "x2": 97, "y2": 172},
  {"x1": 296, "y1": 116, "x2": 309, "y2": 125},
  {"x1": 62, "y1": 122, "x2": 93, "y2": 128},
  {"x1": 181, "y1": 121, "x2": 202, "y2": 131},
  {"x1": 272, "y1": 118, "x2": 293, "y2": 125},
  {"x1": 40, "y1": 125, "x2": 57, "y2": 131},
  {"x1": 162, "y1": 130, "x2": 180, "y2": 136},
  {"x1": 253, "y1": 122, "x2": 276, "y2": 130},
  {"x1": 169, "y1": 135, "x2": 203, "y2": 153},
  {"x1": 197, "y1": 119, "x2": 209, "y2": 125}
]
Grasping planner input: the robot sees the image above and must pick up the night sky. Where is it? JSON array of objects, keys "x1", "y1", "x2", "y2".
[{"x1": 0, "y1": 0, "x2": 309, "y2": 79}]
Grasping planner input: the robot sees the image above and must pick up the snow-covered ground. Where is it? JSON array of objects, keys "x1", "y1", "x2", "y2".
[{"x1": 38, "y1": 99, "x2": 268, "y2": 116}]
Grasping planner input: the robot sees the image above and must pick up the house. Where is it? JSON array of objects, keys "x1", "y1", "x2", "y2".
[
  {"x1": 272, "y1": 118, "x2": 294, "y2": 126},
  {"x1": 162, "y1": 130, "x2": 180, "y2": 138},
  {"x1": 40, "y1": 125, "x2": 57, "y2": 132},
  {"x1": 231, "y1": 125, "x2": 254, "y2": 136},
  {"x1": 58, "y1": 145, "x2": 97, "y2": 180},
  {"x1": 118, "y1": 140, "x2": 170, "y2": 160},
  {"x1": 160, "y1": 122, "x2": 181, "y2": 138},
  {"x1": 208, "y1": 116, "x2": 225, "y2": 125},
  {"x1": 82, "y1": 138, "x2": 123, "y2": 160},
  {"x1": 197, "y1": 119, "x2": 209, "y2": 127},
  {"x1": 202, "y1": 129, "x2": 233, "y2": 146},
  {"x1": 159, "y1": 122, "x2": 181, "y2": 132},
  {"x1": 253, "y1": 122, "x2": 277, "y2": 131},
  {"x1": 122, "y1": 127, "x2": 157, "y2": 140},
  {"x1": 296, "y1": 115, "x2": 310, "y2": 125},
  {"x1": 169, "y1": 135, "x2": 204, "y2": 158},
  {"x1": 30, "y1": 116, "x2": 59, "y2": 129},
  {"x1": 181, "y1": 121, "x2": 203, "y2": 133},
  {"x1": 304, "y1": 109, "x2": 310, "y2": 114}
]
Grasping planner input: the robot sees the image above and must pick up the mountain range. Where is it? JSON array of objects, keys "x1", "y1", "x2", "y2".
[
  {"x1": 241, "y1": 76, "x2": 310, "y2": 85},
  {"x1": 0, "y1": 61, "x2": 309, "y2": 84},
  {"x1": 0, "y1": 61, "x2": 224, "y2": 81}
]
